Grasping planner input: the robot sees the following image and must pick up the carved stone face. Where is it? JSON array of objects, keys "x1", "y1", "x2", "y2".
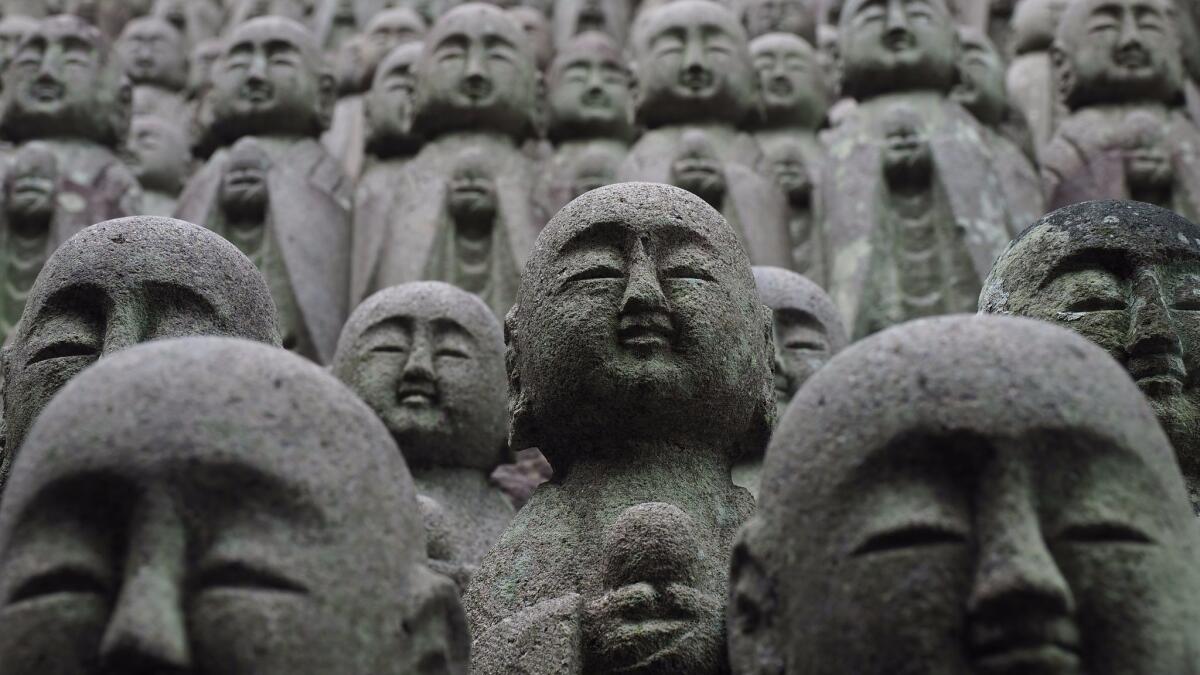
[
  {"x1": 739, "y1": 0, "x2": 817, "y2": 41},
  {"x1": 127, "y1": 115, "x2": 190, "y2": 193},
  {"x1": 763, "y1": 139, "x2": 813, "y2": 206},
  {"x1": 413, "y1": 3, "x2": 539, "y2": 138},
  {"x1": 365, "y1": 7, "x2": 426, "y2": 57},
  {"x1": 952, "y1": 27, "x2": 1006, "y2": 126},
  {"x1": 187, "y1": 38, "x2": 222, "y2": 95},
  {"x1": 547, "y1": 31, "x2": 632, "y2": 141},
  {"x1": 445, "y1": 151, "x2": 497, "y2": 228},
  {"x1": 0, "y1": 337, "x2": 469, "y2": 675},
  {"x1": 365, "y1": 42, "x2": 423, "y2": 155},
  {"x1": 1, "y1": 217, "x2": 279, "y2": 453},
  {"x1": 552, "y1": 0, "x2": 633, "y2": 51},
  {"x1": 731, "y1": 315, "x2": 1200, "y2": 675},
  {"x1": 333, "y1": 282, "x2": 507, "y2": 471},
  {"x1": 4, "y1": 142, "x2": 57, "y2": 231},
  {"x1": 751, "y1": 32, "x2": 828, "y2": 128},
  {"x1": 219, "y1": 138, "x2": 271, "y2": 222},
  {"x1": 670, "y1": 130, "x2": 726, "y2": 209},
  {"x1": 981, "y1": 201, "x2": 1200, "y2": 486},
  {"x1": 508, "y1": 182, "x2": 774, "y2": 466},
  {"x1": 753, "y1": 266, "x2": 846, "y2": 420},
  {"x1": 208, "y1": 17, "x2": 333, "y2": 143},
  {"x1": 1053, "y1": 0, "x2": 1182, "y2": 108},
  {"x1": 1, "y1": 15, "x2": 130, "y2": 146},
  {"x1": 117, "y1": 17, "x2": 187, "y2": 90},
  {"x1": 880, "y1": 106, "x2": 932, "y2": 185},
  {"x1": 631, "y1": 0, "x2": 759, "y2": 127},
  {"x1": 838, "y1": 0, "x2": 958, "y2": 100}
]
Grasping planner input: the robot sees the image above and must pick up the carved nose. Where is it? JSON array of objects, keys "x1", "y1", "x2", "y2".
[
  {"x1": 1126, "y1": 273, "x2": 1182, "y2": 358},
  {"x1": 402, "y1": 338, "x2": 435, "y2": 381}
]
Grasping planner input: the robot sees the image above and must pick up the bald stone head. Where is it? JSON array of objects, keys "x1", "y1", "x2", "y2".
[
  {"x1": 117, "y1": 16, "x2": 187, "y2": 90},
  {"x1": 547, "y1": 31, "x2": 633, "y2": 142},
  {"x1": 366, "y1": 6, "x2": 427, "y2": 52},
  {"x1": 751, "y1": 32, "x2": 828, "y2": 128},
  {"x1": 1010, "y1": 0, "x2": 1069, "y2": 54},
  {"x1": 981, "y1": 200, "x2": 1200, "y2": 493},
  {"x1": 0, "y1": 337, "x2": 469, "y2": 674},
  {"x1": 631, "y1": 0, "x2": 761, "y2": 127},
  {"x1": 952, "y1": 27, "x2": 1007, "y2": 126},
  {"x1": 739, "y1": 0, "x2": 818, "y2": 42},
  {"x1": 837, "y1": 0, "x2": 959, "y2": 100},
  {"x1": 0, "y1": 14, "x2": 131, "y2": 147},
  {"x1": 729, "y1": 314, "x2": 1200, "y2": 675},
  {"x1": 1, "y1": 216, "x2": 280, "y2": 457},
  {"x1": 1052, "y1": 0, "x2": 1182, "y2": 108},
  {"x1": 334, "y1": 282, "x2": 507, "y2": 472},
  {"x1": 207, "y1": 16, "x2": 335, "y2": 145},
  {"x1": 365, "y1": 41, "x2": 424, "y2": 157},
  {"x1": 508, "y1": 182, "x2": 774, "y2": 469}
]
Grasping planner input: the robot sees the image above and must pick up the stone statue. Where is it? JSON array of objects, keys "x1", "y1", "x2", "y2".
[
  {"x1": 152, "y1": 0, "x2": 225, "y2": 48},
  {"x1": 127, "y1": 115, "x2": 193, "y2": 217},
  {"x1": 116, "y1": 16, "x2": 191, "y2": 121},
  {"x1": 509, "y1": 6, "x2": 553, "y2": 71},
  {"x1": 465, "y1": 183, "x2": 772, "y2": 675},
  {"x1": 0, "y1": 14, "x2": 36, "y2": 70},
  {"x1": 621, "y1": 1, "x2": 795, "y2": 271},
  {"x1": 751, "y1": 32, "x2": 829, "y2": 279},
  {"x1": 0, "y1": 143, "x2": 57, "y2": 344},
  {"x1": 0, "y1": 15, "x2": 142, "y2": 248},
  {"x1": 552, "y1": 0, "x2": 633, "y2": 52},
  {"x1": 981, "y1": 200, "x2": 1200, "y2": 513},
  {"x1": 314, "y1": 0, "x2": 367, "y2": 53},
  {"x1": 1006, "y1": 0, "x2": 1069, "y2": 161},
  {"x1": 1178, "y1": 0, "x2": 1200, "y2": 125},
  {"x1": 738, "y1": 265, "x2": 845, "y2": 496},
  {"x1": 0, "y1": 337, "x2": 470, "y2": 675},
  {"x1": 1043, "y1": 0, "x2": 1200, "y2": 219},
  {"x1": 333, "y1": 281, "x2": 514, "y2": 590},
  {"x1": 352, "y1": 4, "x2": 541, "y2": 318},
  {"x1": 539, "y1": 31, "x2": 633, "y2": 216},
  {"x1": 0, "y1": 216, "x2": 279, "y2": 489},
  {"x1": 738, "y1": 0, "x2": 817, "y2": 41},
  {"x1": 820, "y1": 0, "x2": 1041, "y2": 339},
  {"x1": 364, "y1": 6, "x2": 428, "y2": 55},
  {"x1": 176, "y1": 16, "x2": 351, "y2": 365},
  {"x1": 729, "y1": 314, "x2": 1200, "y2": 675}
]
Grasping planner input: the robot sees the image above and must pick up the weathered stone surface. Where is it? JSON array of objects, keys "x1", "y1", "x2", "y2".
[
  {"x1": 0, "y1": 336, "x2": 469, "y2": 674},
  {"x1": 729, "y1": 314, "x2": 1200, "y2": 674},
  {"x1": 466, "y1": 182, "x2": 772, "y2": 675}
]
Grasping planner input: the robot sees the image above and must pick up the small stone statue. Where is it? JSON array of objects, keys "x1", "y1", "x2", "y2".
[
  {"x1": 352, "y1": 4, "x2": 541, "y2": 317},
  {"x1": 738, "y1": 0, "x2": 817, "y2": 41},
  {"x1": 116, "y1": 16, "x2": 190, "y2": 121},
  {"x1": 729, "y1": 314, "x2": 1200, "y2": 674},
  {"x1": 820, "y1": 0, "x2": 1042, "y2": 338},
  {"x1": 0, "y1": 15, "x2": 142, "y2": 247},
  {"x1": 621, "y1": 0, "x2": 795, "y2": 270},
  {"x1": 465, "y1": 183, "x2": 772, "y2": 675},
  {"x1": 0, "y1": 143, "x2": 57, "y2": 343},
  {"x1": 177, "y1": 16, "x2": 351, "y2": 364},
  {"x1": 552, "y1": 0, "x2": 633, "y2": 52},
  {"x1": 334, "y1": 281, "x2": 514, "y2": 590},
  {"x1": 981, "y1": 199, "x2": 1200, "y2": 513},
  {"x1": 1006, "y1": 0, "x2": 1069, "y2": 161},
  {"x1": 0, "y1": 216, "x2": 279, "y2": 488},
  {"x1": 738, "y1": 265, "x2": 845, "y2": 496},
  {"x1": 127, "y1": 116, "x2": 193, "y2": 217},
  {"x1": 0, "y1": 336, "x2": 470, "y2": 674},
  {"x1": 1042, "y1": 0, "x2": 1200, "y2": 219}
]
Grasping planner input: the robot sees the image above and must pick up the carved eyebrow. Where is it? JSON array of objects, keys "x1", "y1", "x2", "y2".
[
  {"x1": 1038, "y1": 248, "x2": 1131, "y2": 291},
  {"x1": 60, "y1": 35, "x2": 93, "y2": 52},
  {"x1": 431, "y1": 317, "x2": 476, "y2": 344},
  {"x1": 186, "y1": 460, "x2": 326, "y2": 527},
  {"x1": 27, "y1": 283, "x2": 106, "y2": 337},
  {"x1": 774, "y1": 307, "x2": 826, "y2": 332},
  {"x1": 264, "y1": 39, "x2": 301, "y2": 56},
  {"x1": 558, "y1": 220, "x2": 629, "y2": 257},
  {"x1": 361, "y1": 315, "x2": 414, "y2": 340}
]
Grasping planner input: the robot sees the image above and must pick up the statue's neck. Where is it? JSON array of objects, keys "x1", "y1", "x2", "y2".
[{"x1": 557, "y1": 440, "x2": 733, "y2": 500}]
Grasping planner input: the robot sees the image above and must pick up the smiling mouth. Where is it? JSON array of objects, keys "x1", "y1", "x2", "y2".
[
  {"x1": 971, "y1": 619, "x2": 1082, "y2": 675},
  {"x1": 618, "y1": 314, "x2": 675, "y2": 353},
  {"x1": 680, "y1": 70, "x2": 714, "y2": 92},
  {"x1": 29, "y1": 80, "x2": 64, "y2": 103},
  {"x1": 240, "y1": 83, "x2": 274, "y2": 104},
  {"x1": 884, "y1": 30, "x2": 916, "y2": 51},
  {"x1": 1115, "y1": 46, "x2": 1152, "y2": 68},
  {"x1": 397, "y1": 382, "x2": 438, "y2": 407}
]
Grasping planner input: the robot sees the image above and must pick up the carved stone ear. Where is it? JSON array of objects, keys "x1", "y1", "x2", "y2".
[
  {"x1": 728, "y1": 530, "x2": 786, "y2": 675},
  {"x1": 406, "y1": 568, "x2": 471, "y2": 675}
]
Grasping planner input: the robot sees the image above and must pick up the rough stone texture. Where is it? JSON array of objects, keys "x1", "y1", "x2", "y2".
[
  {"x1": 1043, "y1": 0, "x2": 1200, "y2": 219},
  {"x1": 333, "y1": 281, "x2": 514, "y2": 590},
  {"x1": 729, "y1": 314, "x2": 1200, "y2": 675},
  {"x1": 1006, "y1": 0, "x2": 1069, "y2": 162},
  {"x1": 0, "y1": 216, "x2": 280, "y2": 490},
  {"x1": 465, "y1": 183, "x2": 772, "y2": 675},
  {"x1": 981, "y1": 199, "x2": 1200, "y2": 513},
  {"x1": 620, "y1": 1, "x2": 796, "y2": 272},
  {"x1": 176, "y1": 16, "x2": 352, "y2": 364},
  {"x1": 0, "y1": 337, "x2": 469, "y2": 674},
  {"x1": 739, "y1": 266, "x2": 845, "y2": 497}
]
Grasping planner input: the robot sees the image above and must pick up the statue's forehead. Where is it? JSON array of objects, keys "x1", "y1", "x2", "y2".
[
  {"x1": 30, "y1": 19, "x2": 102, "y2": 48},
  {"x1": 751, "y1": 33, "x2": 814, "y2": 57},
  {"x1": 843, "y1": 0, "x2": 950, "y2": 21},
  {"x1": 124, "y1": 18, "x2": 178, "y2": 40},
  {"x1": 642, "y1": 3, "x2": 743, "y2": 36},
  {"x1": 430, "y1": 6, "x2": 523, "y2": 43},
  {"x1": 369, "y1": 10, "x2": 426, "y2": 32}
]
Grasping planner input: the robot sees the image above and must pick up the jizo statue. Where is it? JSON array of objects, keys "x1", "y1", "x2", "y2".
[
  {"x1": 127, "y1": 115, "x2": 193, "y2": 217},
  {"x1": 738, "y1": 0, "x2": 818, "y2": 42},
  {"x1": 729, "y1": 314, "x2": 1200, "y2": 675},
  {"x1": 0, "y1": 337, "x2": 470, "y2": 675},
  {"x1": 0, "y1": 143, "x2": 58, "y2": 345},
  {"x1": 176, "y1": 16, "x2": 351, "y2": 365},
  {"x1": 1042, "y1": 0, "x2": 1200, "y2": 220},
  {"x1": 465, "y1": 183, "x2": 772, "y2": 675},
  {"x1": 334, "y1": 281, "x2": 514, "y2": 589},
  {"x1": 552, "y1": 0, "x2": 634, "y2": 52},
  {"x1": 981, "y1": 199, "x2": 1200, "y2": 513},
  {"x1": 115, "y1": 17, "x2": 190, "y2": 121},
  {"x1": 0, "y1": 15, "x2": 142, "y2": 248},
  {"x1": 621, "y1": 0, "x2": 796, "y2": 271}
]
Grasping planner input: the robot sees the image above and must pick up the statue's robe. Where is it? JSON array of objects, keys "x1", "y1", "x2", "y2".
[
  {"x1": 175, "y1": 136, "x2": 351, "y2": 364},
  {"x1": 756, "y1": 129, "x2": 827, "y2": 283},
  {"x1": 819, "y1": 93, "x2": 1041, "y2": 338},
  {"x1": 1042, "y1": 105, "x2": 1200, "y2": 222},
  {"x1": 619, "y1": 126, "x2": 796, "y2": 270},
  {"x1": 351, "y1": 133, "x2": 540, "y2": 319},
  {"x1": 322, "y1": 94, "x2": 367, "y2": 182}
]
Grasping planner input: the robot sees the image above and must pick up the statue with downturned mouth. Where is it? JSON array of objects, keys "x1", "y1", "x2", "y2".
[
  {"x1": 176, "y1": 16, "x2": 351, "y2": 365},
  {"x1": 466, "y1": 183, "x2": 773, "y2": 675}
]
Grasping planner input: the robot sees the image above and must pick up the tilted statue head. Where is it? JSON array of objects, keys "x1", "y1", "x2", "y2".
[
  {"x1": 365, "y1": 42, "x2": 424, "y2": 157},
  {"x1": 729, "y1": 314, "x2": 1200, "y2": 675},
  {"x1": 1052, "y1": 0, "x2": 1183, "y2": 109},
  {"x1": 837, "y1": 0, "x2": 959, "y2": 100},
  {"x1": 127, "y1": 114, "x2": 191, "y2": 195},
  {"x1": 507, "y1": 182, "x2": 774, "y2": 469},
  {"x1": 116, "y1": 16, "x2": 186, "y2": 90},
  {"x1": 631, "y1": 0, "x2": 761, "y2": 127},
  {"x1": 547, "y1": 31, "x2": 633, "y2": 142},
  {"x1": 0, "y1": 337, "x2": 470, "y2": 674},
  {"x1": 951, "y1": 26, "x2": 1007, "y2": 126},
  {"x1": 751, "y1": 32, "x2": 829, "y2": 129},
  {"x1": 980, "y1": 200, "x2": 1200, "y2": 498},
  {"x1": 207, "y1": 16, "x2": 335, "y2": 146},
  {"x1": 1, "y1": 216, "x2": 280, "y2": 457},
  {"x1": 333, "y1": 282, "x2": 507, "y2": 472},
  {"x1": 0, "y1": 15, "x2": 131, "y2": 147},
  {"x1": 412, "y1": 3, "x2": 540, "y2": 140}
]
